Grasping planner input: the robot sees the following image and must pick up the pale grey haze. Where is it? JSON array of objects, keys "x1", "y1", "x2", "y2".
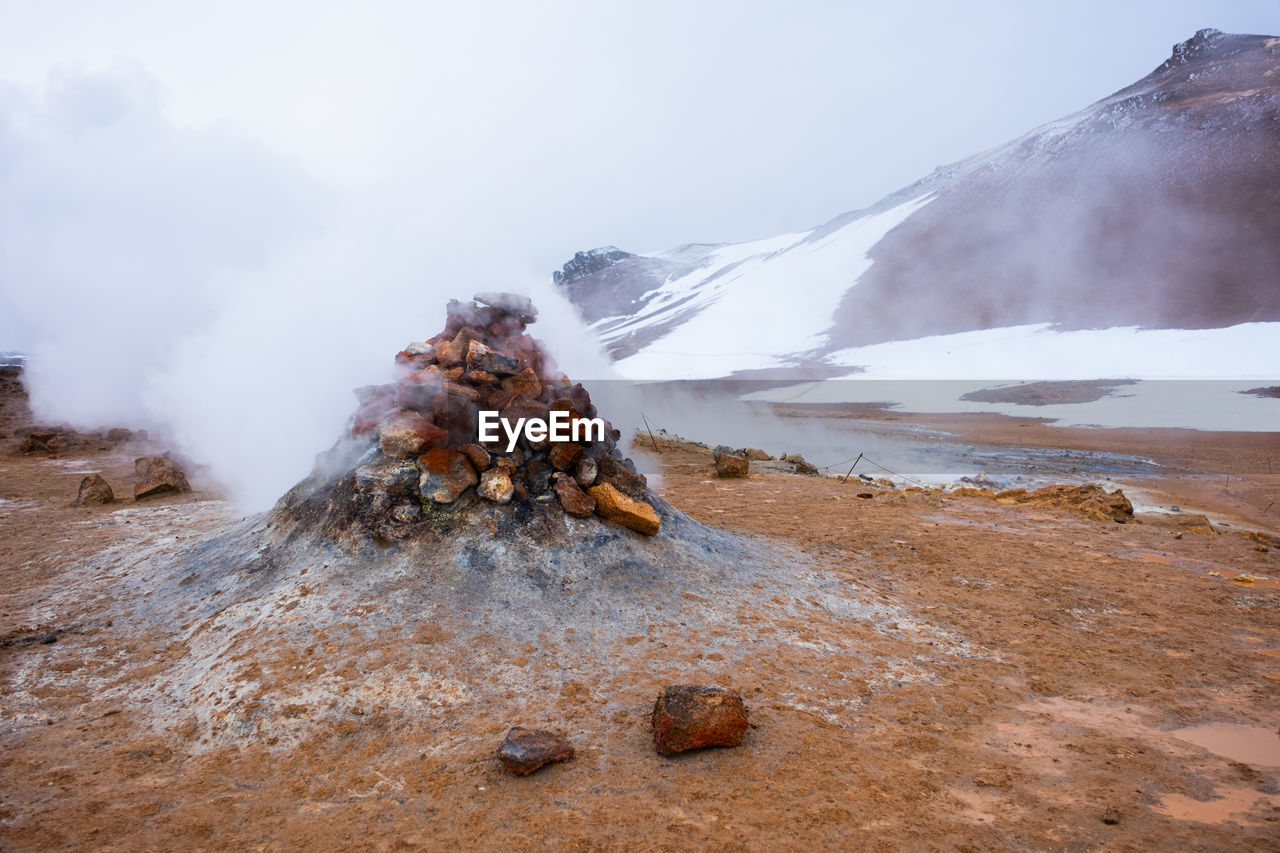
[
  {"x1": 0, "y1": 0, "x2": 1276, "y2": 506},
  {"x1": 3, "y1": 2, "x2": 1277, "y2": 265}
]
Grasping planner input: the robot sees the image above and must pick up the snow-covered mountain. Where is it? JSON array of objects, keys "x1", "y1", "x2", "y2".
[{"x1": 555, "y1": 29, "x2": 1280, "y2": 382}]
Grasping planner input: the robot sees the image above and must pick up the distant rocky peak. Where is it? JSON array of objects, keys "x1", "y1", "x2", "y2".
[
  {"x1": 553, "y1": 246, "x2": 636, "y2": 285},
  {"x1": 1160, "y1": 28, "x2": 1227, "y2": 69}
]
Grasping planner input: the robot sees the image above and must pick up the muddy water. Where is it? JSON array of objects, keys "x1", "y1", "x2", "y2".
[
  {"x1": 1155, "y1": 787, "x2": 1280, "y2": 825},
  {"x1": 817, "y1": 427, "x2": 1164, "y2": 486},
  {"x1": 1172, "y1": 722, "x2": 1280, "y2": 768}
]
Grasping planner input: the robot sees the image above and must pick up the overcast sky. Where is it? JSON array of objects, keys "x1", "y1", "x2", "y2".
[{"x1": 3, "y1": 1, "x2": 1277, "y2": 265}]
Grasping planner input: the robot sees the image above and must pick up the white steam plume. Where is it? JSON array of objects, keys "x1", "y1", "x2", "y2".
[{"x1": 0, "y1": 64, "x2": 611, "y2": 509}]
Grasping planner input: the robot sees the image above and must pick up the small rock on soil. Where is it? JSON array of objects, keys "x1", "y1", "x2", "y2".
[
  {"x1": 496, "y1": 727, "x2": 574, "y2": 775},
  {"x1": 75, "y1": 474, "x2": 115, "y2": 506},
  {"x1": 715, "y1": 452, "x2": 749, "y2": 478},
  {"x1": 133, "y1": 456, "x2": 192, "y2": 500},
  {"x1": 651, "y1": 685, "x2": 749, "y2": 755}
]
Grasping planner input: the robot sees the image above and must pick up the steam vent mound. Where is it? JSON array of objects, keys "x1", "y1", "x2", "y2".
[
  {"x1": 275, "y1": 292, "x2": 667, "y2": 544},
  {"x1": 86, "y1": 293, "x2": 980, "y2": 753},
  {"x1": 164, "y1": 291, "x2": 780, "y2": 639}
]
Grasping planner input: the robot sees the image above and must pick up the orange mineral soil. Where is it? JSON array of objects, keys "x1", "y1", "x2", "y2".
[{"x1": 2, "y1": 377, "x2": 1279, "y2": 851}]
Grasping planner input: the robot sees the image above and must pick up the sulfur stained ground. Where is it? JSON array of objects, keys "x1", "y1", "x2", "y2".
[{"x1": 1, "y1": 401, "x2": 1279, "y2": 850}]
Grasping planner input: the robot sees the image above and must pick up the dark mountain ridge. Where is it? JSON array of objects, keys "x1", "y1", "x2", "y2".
[{"x1": 554, "y1": 30, "x2": 1280, "y2": 366}]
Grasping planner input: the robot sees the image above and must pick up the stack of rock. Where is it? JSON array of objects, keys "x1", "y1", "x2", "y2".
[{"x1": 341, "y1": 293, "x2": 660, "y2": 538}]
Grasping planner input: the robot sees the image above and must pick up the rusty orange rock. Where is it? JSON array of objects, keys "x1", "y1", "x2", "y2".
[
  {"x1": 553, "y1": 473, "x2": 595, "y2": 517},
  {"x1": 477, "y1": 467, "x2": 514, "y2": 504},
  {"x1": 715, "y1": 452, "x2": 749, "y2": 478},
  {"x1": 417, "y1": 448, "x2": 477, "y2": 503},
  {"x1": 993, "y1": 484, "x2": 1133, "y2": 522},
  {"x1": 651, "y1": 685, "x2": 749, "y2": 755},
  {"x1": 378, "y1": 411, "x2": 448, "y2": 459},
  {"x1": 588, "y1": 482, "x2": 659, "y2": 536},
  {"x1": 548, "y1": 441, "x2": 584, "y2": 471},
  {"x1": 435, "y1": 328, "x2": 473, "y2": 367},
  {"x1": 499, "y1": 367, "x2": 542, "y2": 404}
]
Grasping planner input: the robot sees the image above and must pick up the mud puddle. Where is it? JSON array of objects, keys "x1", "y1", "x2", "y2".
[
  {"x1": 1155, "y1": 787, "x2": 1280, "y2": 825},
  {"x1": 1172, "y1": 723, "x2": 1280, "y2": 768}
]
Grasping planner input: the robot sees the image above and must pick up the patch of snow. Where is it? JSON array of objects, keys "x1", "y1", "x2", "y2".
[
  {"x1": 593, "y1": 229, "x2": 813, "y2": 338},
  {"x1": 823, "y1": 322, "x2": 1280, "y2": 381},
  {"x1": 609, "y1": 194, "x2": 935, "y2": 379}
]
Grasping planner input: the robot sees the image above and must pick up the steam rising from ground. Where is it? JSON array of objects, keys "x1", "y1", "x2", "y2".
[
  {"x1": 0, "y1": 61, "x2": 827, "y2": 509},
  {"x1": 0, "y1": 66, "x2": 611, "y2": 509}
]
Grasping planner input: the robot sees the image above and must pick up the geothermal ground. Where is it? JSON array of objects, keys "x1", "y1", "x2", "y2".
[{"x1": 1, "y1": 377, "x2": 1279, "y2": 850}]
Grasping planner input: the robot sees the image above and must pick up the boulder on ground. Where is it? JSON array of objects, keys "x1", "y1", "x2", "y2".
[
  {"x1": 352, "y1": 460, "x2": 422, "y2": 532},
  {"x1": 789, "y1": 455, "x2": 819, "y2": 476},
  {"x1": 496, "y1": 726, "x2": 573, "y2": 775},
  {"x1": 75, "y1": 474, "x2": 115, "y2": 506},
  {"x1": 995, "y1": 484, "x2": 1133, "y2": 523},
  {"x1": 355, "y1": 459, "x2": 421, "y2": 498},
  {"x1": 18, "y1": 430, "x2": 63, "y2": 455},
  {"x1": 744, "y1": 448, "x2": 772, "y2": 461},
  {"x1": 589, "y1": 482, "x2": 660, "y2": 536},
  {"x1": 134, "y1": 455, "x2": 192, "y2": 500},
  {"x1": 651, "y1": 685, "x2": 749, "y2": 755},
  {"x1": 316, "y1": 293, "x2": 667, "y2": 536},
  {"x1": 715, "y1": 452, "x2": 749, "y2": 478}
]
